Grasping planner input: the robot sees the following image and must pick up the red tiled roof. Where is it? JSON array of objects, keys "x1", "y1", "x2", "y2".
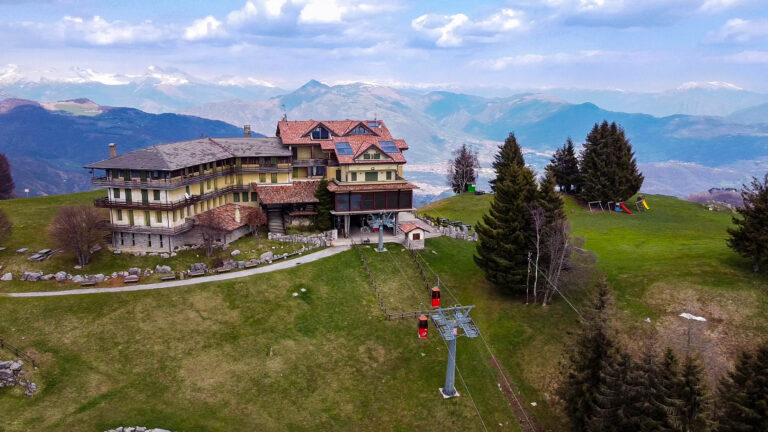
[
  {"x1": 254, "y1": 181, "x2": 320, "y2": 204},
  {"x1": 400, "y1": 222, "x2": 429, "y2": 234},
  {"x1": 196, "y1": 203, "x2": 260, "y2": 232},
  {"x1": 277, "y1": 120, "x2": 408, "y2": 164},
  {"x1": 326, "y1": 181, "x2": 419, "y2": 193}
]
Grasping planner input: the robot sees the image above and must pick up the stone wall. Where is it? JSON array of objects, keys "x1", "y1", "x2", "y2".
[{"x1": 267, "y1": 229, "x2": 337, "y2": 247}]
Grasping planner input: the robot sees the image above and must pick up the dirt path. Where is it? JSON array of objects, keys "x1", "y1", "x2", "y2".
[{"x1": 3, "y1": 246, "x2": 350, "y2": 298}]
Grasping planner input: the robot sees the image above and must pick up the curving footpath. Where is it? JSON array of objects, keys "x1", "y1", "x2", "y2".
[{"x1": 4, "y1": 245, "x2": 350, "y2": 298}]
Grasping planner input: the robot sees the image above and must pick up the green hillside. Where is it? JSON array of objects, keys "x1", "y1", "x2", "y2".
[
  {"x1": 420, "y1": 193, "x2": 768, "y2": 379},
  {"x1": 1, "y1": 191, "x2": 765, "y2": 431}
]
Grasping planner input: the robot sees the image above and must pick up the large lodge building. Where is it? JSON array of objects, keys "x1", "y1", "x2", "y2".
[{"x1": 85, "y1": 119, "x2": 417, "y2": 252}]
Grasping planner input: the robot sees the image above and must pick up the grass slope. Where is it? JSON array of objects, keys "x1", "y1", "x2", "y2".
[
  {"x1": 0, "y1": 193, "x2": 521, "y2": 431},
  {"x1": 0, "y1": 192, "x2": 305, "y2": 293}
]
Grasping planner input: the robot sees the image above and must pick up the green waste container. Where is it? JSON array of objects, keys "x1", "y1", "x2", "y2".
[{"x1": 467, "y1": 184, "x2": 476, "y2": 192}]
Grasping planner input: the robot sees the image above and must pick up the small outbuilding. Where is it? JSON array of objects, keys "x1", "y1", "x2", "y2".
[{"x1": 400, "y1": 222, "x2": 428, "y2": 250}]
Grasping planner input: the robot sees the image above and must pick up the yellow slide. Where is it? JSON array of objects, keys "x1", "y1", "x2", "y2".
[{"x1": 642, "y1": 199, "x2": 650, "y2": 210}]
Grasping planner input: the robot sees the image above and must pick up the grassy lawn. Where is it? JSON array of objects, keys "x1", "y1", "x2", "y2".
[
  {"x1": 420, "y1": 192, "x2": 768, "y2": 428},
  {"x1": 0, "y1": 192, "x2": 307, "y2": 293},
  {"x1": 0, "y1": 244, "x2": 521, "y2": 432}
]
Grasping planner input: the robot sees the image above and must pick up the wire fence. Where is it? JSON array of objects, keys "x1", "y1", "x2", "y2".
[{"x1": 0, "y1": 337, "x2": 37, "y2": 368}]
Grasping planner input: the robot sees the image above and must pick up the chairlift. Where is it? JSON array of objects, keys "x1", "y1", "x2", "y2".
[
  {"x1": 431, "y1": 287, "x2": 441, "y2": 308},
  {"x1": 418, "y1": 315, "x2": 429, "y2": 339}
]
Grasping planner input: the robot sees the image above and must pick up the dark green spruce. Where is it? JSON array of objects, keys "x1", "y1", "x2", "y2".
[
  {"x1": 579, "y1": 121, "x2": 644, "y2": 203},
  {"x1": 548, "y1": 138, "x2": 580, "y2": 194},
  {"x1": 726, "y1": 174, "x2": 768, "y2": 272},
  {"x1": 474, "y1": 133, "x2": 537, "y2": 293},
  {"x1": 716, "y1": 341, "x2": 768, "y2": 432}
]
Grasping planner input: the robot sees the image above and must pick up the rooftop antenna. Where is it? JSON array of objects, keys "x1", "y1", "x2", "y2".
[{"x1": 281, "y1": 103, "x2": 287, "y2": 121}]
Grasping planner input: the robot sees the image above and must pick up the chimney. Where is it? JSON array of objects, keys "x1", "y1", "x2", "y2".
[
  {"x1": 244, "y1": 125, "x2": 251, "y2": 137},
  {"x1": 234, "y1": 205, "x2": 241, "y2": 223},
  {"x1": 108, "y1": 143, "x2": 117, "y2": 158}
]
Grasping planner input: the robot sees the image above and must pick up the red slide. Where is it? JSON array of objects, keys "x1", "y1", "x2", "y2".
[{"x1": 619, "y1": 202, "x2": 633, "y2": 214}]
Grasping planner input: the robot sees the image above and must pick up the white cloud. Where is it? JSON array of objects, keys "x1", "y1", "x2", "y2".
[
  {"x1": 544, "y1": 0, "x2": 751, "y2": 27},
  {"x1": 226, "y1": 0, "x2": 388, "y2": 28},
  {"x1": 706, "y1": 18, "x2": 768, "y2": 43},
  {"x1": 719, "y1": 50, "x2": 768, "y2": 63},
  {"x1": 50, "y1": 15, "x2": 170, "y2": 45},
  {"x1": 184, "y1": 15, "x2": 225, "y2": 41},
  {"x1": 473, "y1": 50, "x2": 626, "y2": 70},
  {"x1": 411, "y1": 8, "x2": 527, "y2": 47},
  {"x1": 0, "y1": 64, "x2": 24, "y2": 85}
]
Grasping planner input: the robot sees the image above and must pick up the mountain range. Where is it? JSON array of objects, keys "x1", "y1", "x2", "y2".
[
  {"x1": 0, "y1": 99, "x2": 245, "y2": 196},
  {"x1": 2, "y1": 72, "x2": 768, "y2": 202}
]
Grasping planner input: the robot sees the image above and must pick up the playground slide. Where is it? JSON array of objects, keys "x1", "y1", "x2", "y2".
[
  {"x1": 642, "y1": 199, "x2": 650, "y2": 210},
  {"x1": 619, "y1": 202, "x2": 633, "y2": 214}
]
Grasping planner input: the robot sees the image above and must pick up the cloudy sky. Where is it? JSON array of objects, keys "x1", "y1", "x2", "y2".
[{"x1": 1, "y1": 0, "x2": 767, "y2": 91}]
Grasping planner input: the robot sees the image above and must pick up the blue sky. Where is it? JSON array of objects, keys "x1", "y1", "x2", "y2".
[{"x1": 1, "y1": 0, "x2": 767, "y2": 91}]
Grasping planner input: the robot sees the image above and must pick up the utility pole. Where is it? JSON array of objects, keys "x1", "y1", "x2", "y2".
[{"x1": 430, "y1": 305, "x2": 480, "y2": 398}]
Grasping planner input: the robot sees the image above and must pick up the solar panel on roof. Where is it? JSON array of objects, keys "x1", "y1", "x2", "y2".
[
  {"x1": 379, "y1": 141, "x2": 399, "y2": 154},
  {"x1": 368, "y1": 121, "x2": 379, "y2": 128},
  {"x1": 335, "y1": 142, "x2": 354, "y2": 155}
]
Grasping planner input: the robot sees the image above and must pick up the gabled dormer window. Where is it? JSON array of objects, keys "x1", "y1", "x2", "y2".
[
  {"x1": 311, "y1": 126, "x2": 330, "y2": 140},
  {"x1": 350, "y1": 125, "x2": 372, "y2": 135}
]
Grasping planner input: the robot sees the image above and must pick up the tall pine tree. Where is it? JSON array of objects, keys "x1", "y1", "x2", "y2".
[
  {"x1": 538, "y1": 169, "x2": 566, "y2": 226},
  {"x1": 548, "y1": 138, "x2": 580, "y2": 193},
  {"x1": 716, "y1": 341, "x2": 768, "y2": 432},
  {"x1": 579, "y1": 121, "x2": 644, "y2": 203},
  {"x1": 726, "y1": 174, "x2": 768, "y2": 272},
  {"x1": 474, "y1": 133, "x2": 537, "y2": 293},
  {"x1": 620, "y1": 348, "x2": 669, "y2": 431},
  {"x1": 586, "y1": 348, "x2": 633, "y2": 431},
  {"x1": 561, "y1": 281, "x2": 616, "y2": 431},
  {"x1": 676, "y1": 354, "x2": 711, "y2": 432}
]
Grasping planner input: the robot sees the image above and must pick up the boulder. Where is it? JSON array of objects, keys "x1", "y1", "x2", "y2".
[
  {"x1": 160, "y1": 253, "x2": 169, "y2": 259},
  {"x1": 148, "y1": 252, "x2": 158, "y2": 257},
  {"x1": 74, "y1": 265, "x2": 82, "y2": 270},
  {"x1": 54, "y1": 271, "x2": 68, "y2": 281},
  {"x1": 170, "y1": 252, "x2": 177, "y2": 257},
  {"x1": 143, "y1": 269, "x2": 152, "y2": 277},
  {"x1": 111, "y1": 272, "x2": 118, "y2": 278},
  {"x1": 10, "y1": 361, "x2": 23, "y2": 371},
  {"x1": 0, "y1": 273, "x2": 12, "y2": 281},
  {"x1": 190, "y1": 263, "x2": 207, "y2": 272},
  {"x1": 260, "y1": 251, "x2": 274, "y2": 262},
  {"x1": 91, "y1": 274, "x2": 105, "y2": 283},
  {"x1": 128, "y1": 267, "x2": 141, "y2": 276},
  {"x1": 71, "y1": 275, "x2": 85, "y2": 283},
  {"x1": 236, "y1": 261, "x2": 245, "y2": 268},
  {"x1": 21, "y1": 271, "x2": 42, "y2": 282},
  {"x1": 41, "y1": 274, "x2": 54, "y2": 281},
  {"x1": 113, "y1": 249, "x2": 122, "y2": 254},
  {"x1": 155, "y1": 265, "x2": 172, "y2": 274},
  {"x1": 231, "y1": 249, "x2": 241, "y2": 257}
]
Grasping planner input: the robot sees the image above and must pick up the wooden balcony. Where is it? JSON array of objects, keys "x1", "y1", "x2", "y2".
[
  {"x1": 291, "y1": 158, "x2": 329, "y2": 167},
  {"x1": 92, "y1": 166, "x2": 290, "y2": 190},
  {"x1": 94, "y1": 185, "x2": 250, "y2": 210}
]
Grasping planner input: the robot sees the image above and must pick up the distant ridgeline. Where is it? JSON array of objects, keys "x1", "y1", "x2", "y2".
[{"x1": 0, "y1": 98, "x2": 247, "y2": 197}]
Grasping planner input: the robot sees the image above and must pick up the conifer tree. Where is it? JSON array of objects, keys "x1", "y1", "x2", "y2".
[
  {"x1": 561, "y1": 281, "x2": 616, "y2": 431},
  {"x1": 726, "y1": 174, "x2": 768, "y2": 272},
  {"x1": 538, "y1": 169, "x2": 566, "y2": 226},
  {"x1": 579, "y1": 121, "x2": 644, "y2": 203},
  {"x1": 620, "y1": 348, "x2": 669, "y2": 431},
  {"x1": 313, "y1": 178, "x2": 334, "y2": 231},
  {"x1": 548, "y1": 138, "x2": 580, "y2": 193},
  {"x1": 716, "y1": 342, "x2": 768, "y2": 432},
  {"x1": 658, "y1": 348, "x2": 686, "y2": 431},
  {"x1": 677, "y1": 354, "x2": 711, "y2": 432},
  {"x1": 0, "y1": 154, "x2": 15, "y2": 199},
  {"x1": 474, "y1": 133, "x2": 537, "y2": 293},
  {"x1": 447, "y1": 143, "x2": 479, "y2": 194},
  {"x1": 586, "y1": 348, "x2": 633, "y2": 431}
]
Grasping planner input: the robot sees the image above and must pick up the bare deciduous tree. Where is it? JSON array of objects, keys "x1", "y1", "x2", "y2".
[
  {"x1": 246, "y1": 207, "x2": 267, "y2": 237},
  {"x1": 195, "y1": 211, "x2": 226, "y2": 258},
  {"x1": 447, "y1": 144, "x2": 480, "y2": 194},
  {"x1": 528, "y1": 204, "x2": 546, "y2": 303},
  {"x1": 48, "y1": 205, "x2": 105, "y2": 266},
  {"x1": 541, "y1": 219, "x2": 572, "y2": 306}
]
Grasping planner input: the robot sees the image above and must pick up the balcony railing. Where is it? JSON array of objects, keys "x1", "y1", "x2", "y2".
[
  {"x1": 103, "y1": 220, "x2": 195, "y2": 235},
  {"x1": 94, "y1": 185, "x2": 250, "y2": 210},
  {"x1": 92, "y1": 166, "x2": 290, "y2": 190},
  {"x1": 292, "y1": 158, "x2": 329, "y2": 167}
]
